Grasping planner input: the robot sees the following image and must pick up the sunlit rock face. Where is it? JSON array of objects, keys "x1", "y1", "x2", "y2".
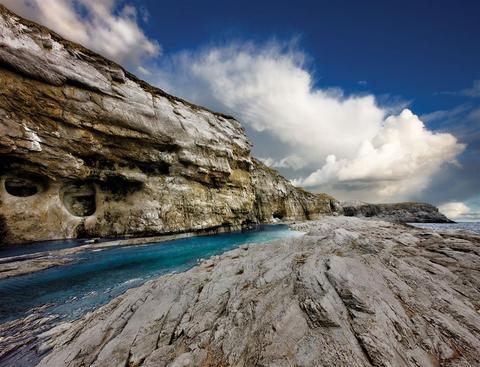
[
  {"x1": 0, "y1": 5, "x2": 338, "y2": 245},
  {"x1": 252, "y1": 159, "x2": 338, "y2": 222}
]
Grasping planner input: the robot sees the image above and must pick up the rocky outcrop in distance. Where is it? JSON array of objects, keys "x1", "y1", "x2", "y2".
[
  {"x1": 35, "y1": 217, "x2": 480, "y2": 367},
  {"x1": 341, "y1": 201, "x2": 452, "y2": 223},
  {"x1": 0, "y1": 5, "x2": 337, "y2": 245}
]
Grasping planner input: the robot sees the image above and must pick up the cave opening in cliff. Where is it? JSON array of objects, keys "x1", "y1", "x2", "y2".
[
  {"x1": 99, "y1": 175, "x2": 144, "y2": 200},
  {"x1": 4, "y1": 175, "x2": 44, "y2": 197},
  {"x1": 60, "y1": 182, "x2": 96, "y2": 217},
  {"x1": 273, "y1": 210, "x2": 286, "y2": 220}
]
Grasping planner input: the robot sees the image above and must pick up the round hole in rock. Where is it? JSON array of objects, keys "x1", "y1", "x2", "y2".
[
  {"x1": 272, "y1": 211, "x2": 286, "y2": 220},
  {"x1": 60, "y1": 182, "x2": 96, "y2": 217},
  {"x1": 4, "y1": 175, "x2": 44, "y2": 197}
]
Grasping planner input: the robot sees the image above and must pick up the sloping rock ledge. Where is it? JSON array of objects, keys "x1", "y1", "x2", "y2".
[{"x1": 34, "y1": 217, "x2": 480, "y2": 367}]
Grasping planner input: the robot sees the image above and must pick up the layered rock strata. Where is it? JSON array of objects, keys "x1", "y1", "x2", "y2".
[
  {"x1": 35, "y1": 217, "x2": 480, "y2": 367},
  {"x1": 0, "y1": 5, "x2": 337, "y2": 245}
]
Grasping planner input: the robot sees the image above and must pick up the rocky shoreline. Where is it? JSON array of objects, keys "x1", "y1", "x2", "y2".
[
  {"x1": 0, "y1": 5, "x2": 451, "y2": 247},
  {"x1": 2, "y1": 217, "x2": 474, "y2": 367},
  {"x1": 0, "y1": 206, "x2": 452, "y2": 280},
  {"x1": 1, "y1": 5, "x2": 476, "y2": 366},
  {"x1": 0, "y1": 224, "x2": 262, "y2": 280}
]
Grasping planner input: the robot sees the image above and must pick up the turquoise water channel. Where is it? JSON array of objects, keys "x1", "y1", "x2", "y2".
[{"x1": 0, "y1": 225, "x2": 303, "y2": 323}]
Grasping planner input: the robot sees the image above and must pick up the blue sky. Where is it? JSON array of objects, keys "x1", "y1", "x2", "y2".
[
  {"x1": 2, "y1": 0, "x2": 479, "y2": 220},
  {"x1": 134, "y1": 0, "x2": 479, "y2": 111}
]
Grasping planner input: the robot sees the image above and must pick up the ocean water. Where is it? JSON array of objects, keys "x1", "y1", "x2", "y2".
[
  {"x1": 409, "y1": 222, "x2": 480, "y2": 234},
  {"x1": 0, "y1": 225, "x2": 303, "y2": 324}
]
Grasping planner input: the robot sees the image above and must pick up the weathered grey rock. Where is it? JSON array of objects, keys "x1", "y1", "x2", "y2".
[
  {"x1": 341, "y1": 201, "x2": 452, "y2": 223},
  {"x1": 36, "y1": 217, "x2": 480, "y2": 367},
  {"x1": 252, "y1": 159, "x2": 337, "y2": 222},
  {"x1": 0, "y1": 5, "x2": 337, "y2": 245}
]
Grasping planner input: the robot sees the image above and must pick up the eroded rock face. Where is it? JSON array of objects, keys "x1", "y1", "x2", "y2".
[
  {"x1": 60, "y1": 182, "x2": 96, "y2": 217},
  {"x1": 36, "y1": 217, "x2": 480, "y2": 367},
  {"x1": 0, "y1": 5, "x2": 338, "y2": 245},
  {"x1": 252, "y1": 159, "x2": 339, "y2": 222}
]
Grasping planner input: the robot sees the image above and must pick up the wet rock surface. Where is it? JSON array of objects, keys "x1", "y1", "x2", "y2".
[
  {"x1": 0, "y1": 5, "x2": 337, "y2": 245},
  {"x1": 33, "y1": 217, "x2": 480, "y2": 367},
  {"x1": 0, "y1": 308, "x2": 61, "y2": 367}
]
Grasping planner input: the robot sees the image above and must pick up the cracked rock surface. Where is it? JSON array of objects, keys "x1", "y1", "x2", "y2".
[{"x1": 37, "y1": 217, "x2": 480, "y2": 367}]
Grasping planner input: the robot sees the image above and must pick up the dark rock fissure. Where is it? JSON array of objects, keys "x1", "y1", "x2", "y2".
[
  {"x1": 0, "y1": 214, "x2": 9, "y2": 241},
  {"x1": 98, "y1": 176, "x2": 144, "y2": 200},
  {"x1": 4, "y1": 176, "x2": 42, "y2": 197}
]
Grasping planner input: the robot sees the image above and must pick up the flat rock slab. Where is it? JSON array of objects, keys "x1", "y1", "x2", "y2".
[{"x1": 37, "y1": 217, "x2": 480, "y2": 367}]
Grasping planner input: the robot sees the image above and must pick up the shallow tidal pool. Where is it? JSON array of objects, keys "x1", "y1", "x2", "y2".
[{"x1": 0, "y1": 224, "x2": 303, "y2": 323}]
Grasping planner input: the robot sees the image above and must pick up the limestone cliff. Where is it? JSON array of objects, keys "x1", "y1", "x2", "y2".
[
  {"x1": 0, "y1": 5, "x2": 337, "y2": 245},
  {"x1": 251, "y1": 159, "x2": 338, "y2": 222}
]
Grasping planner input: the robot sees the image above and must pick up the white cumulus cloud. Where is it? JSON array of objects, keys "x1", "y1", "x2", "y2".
[
  {"x1": 438, "y1": 202, "x2": 471, "y2": 220},
  {"x1": 0, "y1": 0, "x2": 160, "y2": 70},
  {"x1": 158, "y1": 42, "x2": 465, "y2": 200},
  {"x1": 293, "y1": 109, "x2": 464, "y2": 197},
  {"x1": 259, "y1": 155, "x2": 307, "y2": 170}
]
